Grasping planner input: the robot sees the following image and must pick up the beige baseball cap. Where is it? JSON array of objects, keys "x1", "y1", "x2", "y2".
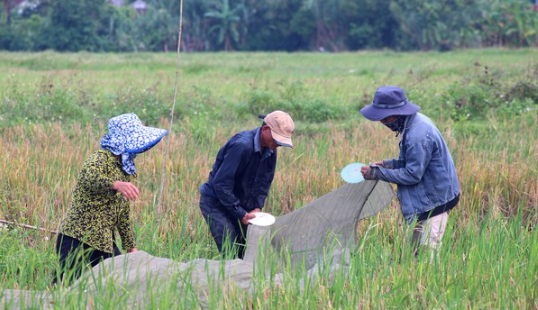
[{"x1": 264, "y1": 110, "x2": 295, "y2": 148}]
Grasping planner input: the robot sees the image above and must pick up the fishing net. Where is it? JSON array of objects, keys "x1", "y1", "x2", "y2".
[{"x1": 244, "y1": 180, "x2": 395, "y2": 269}]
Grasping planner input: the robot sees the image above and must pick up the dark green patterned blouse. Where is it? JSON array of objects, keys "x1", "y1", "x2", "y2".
[{"x1": 60, "y1": 150, "x2": 135, "y2": 253}]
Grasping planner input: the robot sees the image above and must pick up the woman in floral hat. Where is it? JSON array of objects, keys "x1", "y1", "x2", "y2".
[{"x1": 53, "y1": 113, "x2": 167, "y2": 285}]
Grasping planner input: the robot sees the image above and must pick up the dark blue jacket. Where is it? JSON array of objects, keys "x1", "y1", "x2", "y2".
[{"x1": 199, "y1": 128, "x2": 277, "y2": 220}]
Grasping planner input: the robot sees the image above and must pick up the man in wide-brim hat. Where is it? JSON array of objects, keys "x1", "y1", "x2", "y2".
[{"x1": 360, "y1": 86, "x2": 460, "y2": 259}]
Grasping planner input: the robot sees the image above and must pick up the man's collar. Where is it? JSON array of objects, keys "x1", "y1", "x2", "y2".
[
  {"x1": 254, "y1": 127, "x2": 262, "y2": 153},
  {"x1": 254, "y1": 127, "x2": 274, "y2": 157}
]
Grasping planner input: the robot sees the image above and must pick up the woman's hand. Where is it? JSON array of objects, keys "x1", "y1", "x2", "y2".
[
  {"x1": 128, "y1": 247, "x2": 138, "y2": 253},
  {"x1": 112, "y1": 181, "x2": 139, "y2": 201}
]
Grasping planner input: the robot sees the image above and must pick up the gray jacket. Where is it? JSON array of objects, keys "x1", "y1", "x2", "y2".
[{"x1": 374, "y1": 113, "x2": 460, "y2": 221}]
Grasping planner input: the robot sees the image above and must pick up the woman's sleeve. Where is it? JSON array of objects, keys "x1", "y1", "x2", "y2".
[
  {"x1": 77, "y1": 152, "x2": 116, "y2": 194},
  {"x1": 117, "y1": 203, "x2": 135, "y2": 251}
]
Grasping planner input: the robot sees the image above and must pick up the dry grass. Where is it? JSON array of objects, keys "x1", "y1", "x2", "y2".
[{"x1": 2, "y1": 112, "x2": 537, "y2": 244}]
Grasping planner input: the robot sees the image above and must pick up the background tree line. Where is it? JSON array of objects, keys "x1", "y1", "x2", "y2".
[{"x1": 1, "y1": 0, "x2": 538, "y2": 52}]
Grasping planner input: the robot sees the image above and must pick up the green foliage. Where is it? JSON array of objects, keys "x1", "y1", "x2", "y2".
[
  {"x1": 505, "y1": 81, "x2": 538, "y2": 103},
  {"x1": 5, "y1": 14, "x2": 43, "y2": 51},
  {"x1": 98, "y1": 6, "x2": 139, "y2": 52},
  {"x1": 1, "y1": 0, "x2": 538, "y2": 51},
  {"x1": 442, "y1": 63, "x2": 538, "y2": 121},
  {"x1": 39, "y1": 0, "x2": 111, "y2": 52},
  {"x1": 182, "y1": 0, "x2": 211, "y2": 51},
  {"x1": 106, "y1": 82, "x2": 173, "y2": 125},
  {"x1": 1, "y1": 74, "x2": 84, "y2": 125},
  {"x1": 134, "y1": 1, "x2": 179, "y2": 52},
  {"x1": 0, "y1": 179, "x2": 27, "y2": 224},
  {"x1": 242, "y1": 0, "x2": 306, "y2": 51},
  {"x1": 344, "y1": 0, "x2": 412, "y2": 51},
  {"x1": 390, "y1": 0, "x2": 486, "y2": 51},
  {"x1": 480, "y1": 0, "x2": 538, "y2": 47},
  {"x1": 240, "y1": 81, "x2": 348, "y2": 122},
  {"x1": 289, "y1": 8, "x2": 316, "y2": 46},
  {"x1": 204, "y1": 0, "x2": 243, "y2": 51},
  {"x1": 301, "y1": 0, "x2": 343, "y2": 51},
  {"x1": 0, "y1": 71, "x2": 174, "y2": 128},
  {"x1": 1, "y1": 50, "x2": 536, "y2": 128},
  {"x1": 0, "y1": 228, "x2": 56, "y2": 290}
]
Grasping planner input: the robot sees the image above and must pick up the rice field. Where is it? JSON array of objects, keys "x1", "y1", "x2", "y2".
[{"x1": 1, "y1": 49, "x2": 537, "y2": 309}]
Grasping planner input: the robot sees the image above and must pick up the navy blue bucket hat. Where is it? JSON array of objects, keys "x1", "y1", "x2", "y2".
[{"x1": 360, "y1": 86, "x2": 421, "y2": 121}]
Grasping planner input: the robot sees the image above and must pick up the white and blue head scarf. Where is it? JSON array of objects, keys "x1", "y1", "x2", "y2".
[{"x1": 100, "y1": 113, "x2": 168, "y2": 175}]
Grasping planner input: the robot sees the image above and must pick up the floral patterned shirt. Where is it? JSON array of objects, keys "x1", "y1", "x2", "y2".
[{"x1": 60, "y1": 150, "x2": 135, "y2": 253}]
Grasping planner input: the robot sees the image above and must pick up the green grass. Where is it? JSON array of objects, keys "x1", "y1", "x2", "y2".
[
  {"x1": 1, "y1": 213, "x2": 537, "y2": 309},
  {"x1": 1, "y1": 49, "x2": 538, "y2": 309},
  {"x1": 2, "y1": 49, "x2": 537, "y2": 127}
]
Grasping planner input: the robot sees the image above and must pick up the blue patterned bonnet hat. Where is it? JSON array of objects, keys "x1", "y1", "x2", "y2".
[{"x1": 100, "y1": 113, "x2": 168, "y2": 175}]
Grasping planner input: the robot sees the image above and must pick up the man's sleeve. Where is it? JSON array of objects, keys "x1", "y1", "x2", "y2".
[
  {"x1": 377, "y1": 142, "x2": 432, "y2": 185},
  {"x1": 383, "y1": 158, "x2": 404, "y2": 169},
  {"x1": 254, "y1": 157, "x2": 276, "y2": 210},
  {"x1": 212, "y1": 142, "x2": 248, "y2": 220}
]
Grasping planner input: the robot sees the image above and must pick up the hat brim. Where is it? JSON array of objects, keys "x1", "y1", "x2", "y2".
[
  {"x1": 125, "y1": 126, "x2": 168, "y2": 154},
  {"x1": 271, "y1": 130, "x2": 293, "y2": 148},
  {"x1": 360, "y1": 101, "x2": 421, "y2": 121}
]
